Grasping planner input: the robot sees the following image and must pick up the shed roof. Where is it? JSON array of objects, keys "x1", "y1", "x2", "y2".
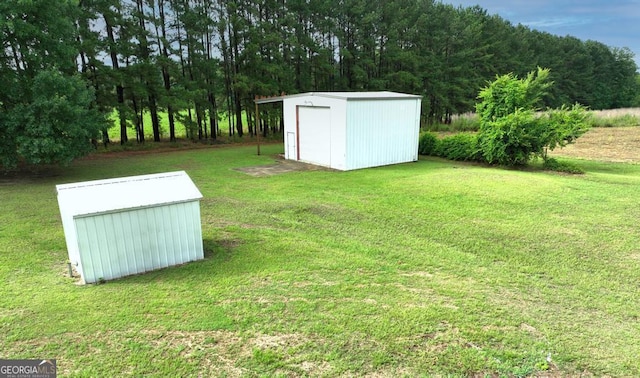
[
  {"x1": 255, "y1": 91, "x2": 421, "y2": 104},
  {"x1": 56, "y1": 171, "x2": 202, "y2": 218}
]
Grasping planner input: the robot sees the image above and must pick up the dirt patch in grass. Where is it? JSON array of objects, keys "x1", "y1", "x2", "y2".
[
  {"x1": 551, "y1": 127, "x2": 640, "y2": 163},
  {"x1": 144, "y1": 330, "x2": 332, "y2": 377},
  {"x1": 234, "y1": 157, "x2": 333, "y2": 177}
]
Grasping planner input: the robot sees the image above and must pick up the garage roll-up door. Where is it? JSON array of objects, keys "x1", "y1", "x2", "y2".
[{"x1": 298, "y1": 106, "x2": 331, "y2": 167}]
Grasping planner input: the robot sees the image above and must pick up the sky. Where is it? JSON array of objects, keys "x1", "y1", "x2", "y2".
[{"x1": 441, "y1": 0, "x2": 640, "y2": 69}]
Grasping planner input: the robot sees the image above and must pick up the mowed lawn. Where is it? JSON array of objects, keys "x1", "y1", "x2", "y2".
[{"x1": 1, "y1": 144, "x2": 639, "y2": 376}]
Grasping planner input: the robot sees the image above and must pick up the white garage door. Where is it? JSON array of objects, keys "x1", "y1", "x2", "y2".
[{"x1": 298, "y1": 106, "x2": 331, "y2": 167}]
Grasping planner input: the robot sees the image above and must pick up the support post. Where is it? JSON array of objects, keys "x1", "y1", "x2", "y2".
[{"x1": 255, "y1": 97, "x2": 261, "y2": 156}]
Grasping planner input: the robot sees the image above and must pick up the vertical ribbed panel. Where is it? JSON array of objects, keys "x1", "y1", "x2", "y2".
[
  {"x1": 345, "y1": 99, "x2": 420, "y2": 170},
  {"x1": 74, "y1": 201, "x2": 203, "y2": 283}
]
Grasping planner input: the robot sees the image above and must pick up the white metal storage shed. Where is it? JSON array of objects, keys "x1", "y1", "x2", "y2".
[
  {"x1": 256, "y1": 91, "x2": 422, "y2": 171},
  {"x1": 56, "y1": 171, "x2": 204, "y2": 284}
]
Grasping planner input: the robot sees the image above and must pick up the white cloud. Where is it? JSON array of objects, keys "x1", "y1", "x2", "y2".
[{"x1": 523, "y1": 16, "x2": 595, "y2": 29}]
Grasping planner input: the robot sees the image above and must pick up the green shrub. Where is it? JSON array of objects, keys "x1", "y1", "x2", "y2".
[
  {"x1": 542, "y1": 157, "x2": 585, "y2": 174},
  {"x1": 476, "y1": 68, "x2": 590, "y2": 166},
  {"x1": 436, "y1": 133, "x2": 482, "y2": 161},
  {"x1": 418, "y1": 132, "x2": 440, "y2": 155},
  {"x1": 478, "y1": 109, "x2": 542, "y2": 166},
  {"x1": 542, "y1": 104, "x2": 591, "y2": 158}
]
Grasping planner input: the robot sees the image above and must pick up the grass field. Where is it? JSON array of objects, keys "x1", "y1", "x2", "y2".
[
  {"x1": 1, "y1": 144, "x2": 640, "y2": 376},
  {"x1": 426, "y1": 108, "x2": 640, "y2": 133},
  {"x1": 106, "y1": 109, "x2": 251, "y2": 142}
]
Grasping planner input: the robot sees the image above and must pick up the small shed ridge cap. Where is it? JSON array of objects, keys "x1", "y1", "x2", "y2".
[
  {"x1": 56, "y1": 171, "x2": 187, "y2": 192},
  {"x1": 254, "y1": 91, "x2": 422, "y2": 104}
]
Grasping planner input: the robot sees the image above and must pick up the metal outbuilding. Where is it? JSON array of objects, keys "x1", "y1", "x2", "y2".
[
  {"x1": 256, "y1": 91, "x2": 422, "y2": 171},
  {"x1": 56, "y1": 171, "x2": 204, "y2": 284}
]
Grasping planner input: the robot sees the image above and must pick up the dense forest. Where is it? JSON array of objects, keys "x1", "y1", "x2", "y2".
[{"x1": 1, "y1": 0, "x2": 639, "y2": 156}]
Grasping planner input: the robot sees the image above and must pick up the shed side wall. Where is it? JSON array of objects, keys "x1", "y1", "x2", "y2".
[
  {"x1": 74, "y1": 200, "x2": 203, "y2": 283},
  {"x1": 345, "y1": 98, "x2": 421, "y2": 170}
]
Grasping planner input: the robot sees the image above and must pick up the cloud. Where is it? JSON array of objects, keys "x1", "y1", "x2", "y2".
[{"x1": 523, "y1": 16, "x2": 595, "y2": 29}]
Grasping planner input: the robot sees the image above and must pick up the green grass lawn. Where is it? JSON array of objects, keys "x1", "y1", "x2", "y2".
[
  {"x1": 1, "y1": 145, "x2": 639, "y2": 376},
  {"x1": 107, "y1": 109, "x2": 252, "y2": 142}
]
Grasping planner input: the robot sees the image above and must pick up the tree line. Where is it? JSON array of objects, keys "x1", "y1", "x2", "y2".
[{"x1": 1, "y1": 0, "x2": 639, "y2": 166}]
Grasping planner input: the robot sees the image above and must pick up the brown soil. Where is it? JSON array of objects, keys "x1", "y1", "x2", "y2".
[
  {"x1": 234, "y1": 158, "x2": 332, "y2": 177},
  {"x1": 550, "y1": 127, "x2": 640, "y2": 163}
]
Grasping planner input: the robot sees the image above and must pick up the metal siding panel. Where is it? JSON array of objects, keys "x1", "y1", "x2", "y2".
[
  {"x1": 129, "y1": 208, "x2": 144, "y2": 272},
  {"x1": 188, "y1": 201, "x2": 204, "y2": 260},
  {"x1": 139, "y1": 208, "x2": 154, "y2": 270},
  {"x1": 150, "y1": 207, "x2": 161, "y2": 267},
  {"x1": 112, "y1": 212, "x2": 131, "y2": 276},
  {"x1": 73, "y1": 201, "x2": 202, "y2": 283},
  {"x1": 91, "y1": 216, "x2": 109, "y2": 280},
  {"x1": 181, "y1": 202, "x2": 193, "y2": 260},
  {"x1": 101, "y1": 213, "x2": 118, "y2": 279},
  {"x1": 159, "y1": 205, "x2": 173, "y2": 266},
  {"x1": 169, "y1": 204, "x2": 182, "y2": 260},
  {"x1": 74, "y1": 218, "x2": 93, "y2": 282},
  {"x1": 120, "y1": 211, "x2": 138, "y2": 274},
  {"x1": 346, "y1": 99, "x2": 420, "y2": 170},
  {"x1": 157, "y1": 206, "x2": 171, "y2": 267},
  {"x1": 176, "y1": 203, "x2": 188, "y2": 258},
  {"x1": 143, "y1": 208, "x2": 160, "y2": 270},
  {"x1": 183, "y1": 203, "x2": 195, "y2": 260},
  {"x1": 184, "y1": 202, "x2": 198, "y2": 260},
  {"x1": 83, "y1": 218, "x2": 99, "y2": 282},
  {"x1": 124, "y1": 210, "x2": 146, "y2": 275},
  {"x1": 330, "y1": 100, "x2": 348, "y2": 170},
  {"x1": 130, "y1": 210, "x2": 145, "y2": 274}
]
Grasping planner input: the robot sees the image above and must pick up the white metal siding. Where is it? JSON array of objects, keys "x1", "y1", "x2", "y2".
[
  {"x1": 74, "y1": 201, "x2": 203, "y2": 283},
  {"x1": 280, "y1": 92, "x2": 420, "y2": 171},
  {"x1": 282, "y1": 95, "x2": 348, "y2": 170},
  {"x1": 345, "y1": 99, "x2": 420, "y2": 170}
]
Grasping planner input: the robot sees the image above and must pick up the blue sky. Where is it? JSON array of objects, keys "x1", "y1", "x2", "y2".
[{"x1": 441, "y1": 0, "x2": 640, "y2": 69}]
